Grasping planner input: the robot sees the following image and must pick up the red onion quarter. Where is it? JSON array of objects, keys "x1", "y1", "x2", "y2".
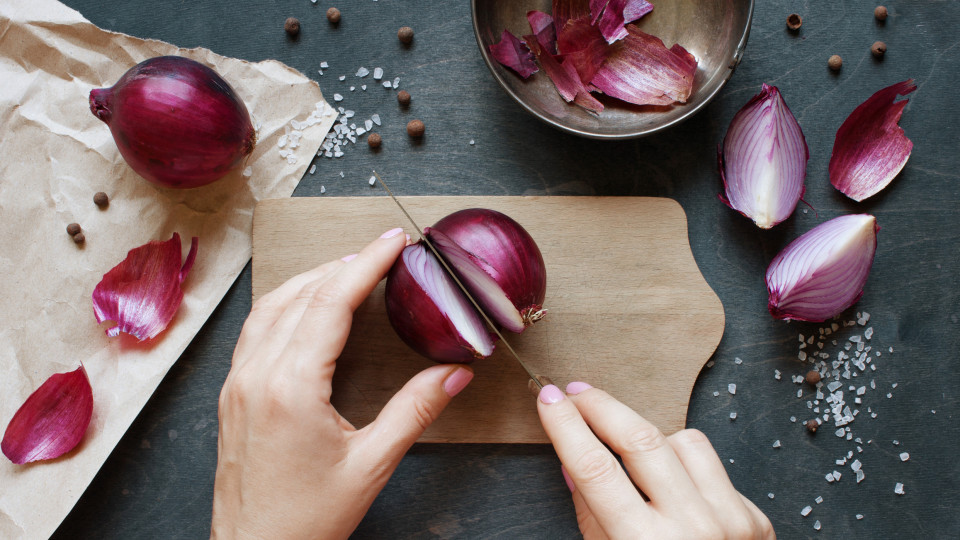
[
  {"x1": 385, "y1": 209, "x2": 547, "y2": 363},
  {"x1": 89, "y1": 56, "x2": 256, "y2": 189}
]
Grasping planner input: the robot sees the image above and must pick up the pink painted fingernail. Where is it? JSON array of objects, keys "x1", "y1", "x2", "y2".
[
  {"x1": 561, "y1": 466, "x2": 576, "y2": 493},
  {"x1": 381, "y1": 227, "x2": 404, "y2": 239},
  {"x1": 443, "y1": 367, "x2": 474, "y2": 397},
  {"x1": 539, "y1": 384, "x2": 565, "y2": 404},
  {"x1": 340, "y1": 253, "x2": 358, "y2": 262},
  {"x1": 565, "y1": 381, "x2": 592, "y2": 395}
]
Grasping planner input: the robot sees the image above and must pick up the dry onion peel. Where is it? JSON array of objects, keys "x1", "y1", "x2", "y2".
[
  {"x1": 92, "y1": 233, "x2": 199, "y2": 341},
  {"x1": 590, "y1": 0, "x2": 654, "y2": 44},
  {"x1": 766, "y1": 214, "x2": 878, "y2": 322},
  {"x1": 719, "y1": 84, "x2": 809, "y2": 229},
  {"x1": 2, "y1": 366, "x2": 93, "y2": 465},
  {"x1": 525, "y1": 34, "x2": 605, "y2": 114},
  {"x1": 830, "y1": 79, "x2": 916, "y2": 202},
  {"x1": 527, "y1": 10, "x2": 558, "y2": 53},
  {"x1": 488, "y1": 30, "x2": 539, "y2": 79}
]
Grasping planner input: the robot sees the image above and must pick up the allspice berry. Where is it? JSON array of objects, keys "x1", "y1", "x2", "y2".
[
  {"x1": 398, "y1": 26, "x2": 414, "y2": 45},
  {"x1": 397, "y1": 90, "x2": 411, "y2": 107},
  {"x1": 406, "y1": 119, "x2": 425, "y2": 138},
  {"x1": 93, "y1": 191, "x2": 109, "y2": 208},
  {"x1": 805, "y1": 420, "x2": 819, "y2": 434},
  {"x1": 805, "y1": 370, "x2": 822, "y2": 386},
  {"x1": 284, "y1": 17, "x2": 300, "y2": 37},
  {"x1": 871, "y1": 41, "x2": 887, "y2": 58},
  {"x1": 367, "y1": 132, "x2": 382, "y2": 149},
  {"x1": 326, "y1": 7, "x2": 341, "y2": 24},
  {"x1": 828, "y1": 54, "x2": 843, "y2": 71},
  {"x1": 874, "y1": 5, "x2": 888, "y2": 21},
  {"x1": 72, "y1": 232, "x2": 86, "y2": 245},
  {"x1": 786, "y1": 13, "x2": 802, "y2": 31},
  {"x1": 66, "y1": 223, "x2": 82, "y2": 237}
]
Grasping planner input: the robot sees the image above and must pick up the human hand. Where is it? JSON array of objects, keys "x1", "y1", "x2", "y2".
[
  {"x1": 211, "y1": 228, "x2": 475, "y2": 540},
  {"x1": 537, "y1": 383, "x2": 775, "y2": 540}
]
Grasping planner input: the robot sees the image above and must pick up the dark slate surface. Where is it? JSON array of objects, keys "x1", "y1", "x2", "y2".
[{"x1": 51, "y1": 1, "x2": 958, "y2": 538}]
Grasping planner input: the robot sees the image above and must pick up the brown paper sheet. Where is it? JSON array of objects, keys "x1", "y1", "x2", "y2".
[{"x1": 0, "y1": 1, "x2": 336, "y2": 537}]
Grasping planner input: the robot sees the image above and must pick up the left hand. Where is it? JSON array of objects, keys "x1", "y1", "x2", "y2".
[{"x1": 211, "y1": 228, "x2": 475, "y2": 539}]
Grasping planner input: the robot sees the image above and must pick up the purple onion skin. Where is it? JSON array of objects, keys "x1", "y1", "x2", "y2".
[
  {"x1": 429, "y1": 209, "x2": 547, "y2": 332},
  {"x1": 386, "y1": 244, "x2": 495, "y2": 363},
  {"x1": 89, "y1": 56, "x2": 256, "y2": 189}
]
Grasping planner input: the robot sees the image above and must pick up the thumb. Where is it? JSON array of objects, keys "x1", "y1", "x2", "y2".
[{"x1": 359, "y1": 364, "x2": 473, "y2": 465}]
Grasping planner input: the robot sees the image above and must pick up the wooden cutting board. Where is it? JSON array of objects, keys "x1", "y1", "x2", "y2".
[{"x1": 252, "y1": 197, "x2": 724, "y2": 443}]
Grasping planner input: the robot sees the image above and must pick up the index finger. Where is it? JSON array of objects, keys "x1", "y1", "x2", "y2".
[{"x1": 281, "y1": 228, "x2": 407, "y2": 391}]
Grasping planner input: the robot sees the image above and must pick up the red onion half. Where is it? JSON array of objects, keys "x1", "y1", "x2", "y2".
[
  {"x1": 89, "y1": 56, "x2": 256, "y2": 189},
  {"x1": 385, "y1": 209, "x2": 547, "y2": 363}
]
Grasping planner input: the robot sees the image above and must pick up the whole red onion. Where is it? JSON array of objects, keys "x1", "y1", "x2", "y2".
[
  {"x1": 89, "y1": 56, "x2": 256, "y2": 189},
  {"x1": 385, "y1": 209, "x2": 547, "y2": 364}
]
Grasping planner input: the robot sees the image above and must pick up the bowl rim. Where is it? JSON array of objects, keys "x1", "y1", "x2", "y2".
[{"x1": 470, "y1": 0, "x2": 756, "y2": 139}]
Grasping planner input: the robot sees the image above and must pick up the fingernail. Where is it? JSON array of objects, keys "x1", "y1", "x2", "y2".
[
  {"x1": 380, "y1": 227, "x2": 404, "y2": 239},
  {"x1": 442, "y1": 367, "x2": 474, "y2": 397},
  {"x1": 405, "y1": 233, "x2": 412, "y2": 243},
  {"x1": 538, "y1": 384, "x2": 565, "y2": 404},
  {"x1": 565, "y1": 381, "x2": 592, "y2": 395},
  {"x1": 561, "y1": 466, "x2": 576, "y2": 493},
  {"x1": 340, "y1": 253, "x2": 358, "y2": 262}
]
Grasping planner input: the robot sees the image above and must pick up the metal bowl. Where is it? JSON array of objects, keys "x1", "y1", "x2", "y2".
[{"x1": 471, "y1": 0, "x2": 754, "y2": 139}]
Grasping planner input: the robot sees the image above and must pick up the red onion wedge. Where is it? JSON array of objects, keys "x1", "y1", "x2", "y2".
[
  {"x1": 386, "y1": 244, "x2": 496, "y2": 363},
  {"x1": 830, "y1": 80, "x2": 916, "y2": 202},
  {"x1": 766, "y1": 214, "x2": 878, "y2": 322},
  {"x1": 488, "y1": 31, "x2": 539, "y2": 79},
  {"x1": 2, "y1": 366, "x2": 93, "y2": 465},
  {"x1": 719, "y1": 84, "x2": 808, "y2": 229},
  {"x1": 92, "y1": 233, "x2": 199, "y2": 341},
  {"x1": 90, "y1": 56, "x2": 256, "y2": 189}
]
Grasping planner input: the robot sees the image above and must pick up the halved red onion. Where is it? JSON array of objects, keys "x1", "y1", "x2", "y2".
[
  {"x1": 590, "y1": 0, "x2": 654, "y2": 43},
  {"x1": 90, "y1": 56, "x2": 256, "y2": 189},
  {"x1": 428, "y1": 209, "x2": 547, "y2": 334},
  {"x1": 589, "y1": 26, "x2": 698, "y2": 106},
  {"x1": 766, "y1": 214, "x2": 878, "y2": 322},
  {"x1": 2, "y1": 366, "x2": 93, "y2": 464},
  {"x1": 488, "y1": 30, "x2": 539, "y2": 79},
  {"x1": 92, "y1": 233, "x2": 199, "y2": 341},
  {"x1": 830, "y1": 80, "x2": 916, "y2": 202},
  {"x1": 719, "y1": 84, "x2": 808, "y2": 229},
  {"x1": 386, "y1": 244, "x2": 496, "y2": 363}
]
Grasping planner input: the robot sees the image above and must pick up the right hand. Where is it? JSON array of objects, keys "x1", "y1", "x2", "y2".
[{"x1": 536, "y1": 382, "x2": 775, "y2": 540}]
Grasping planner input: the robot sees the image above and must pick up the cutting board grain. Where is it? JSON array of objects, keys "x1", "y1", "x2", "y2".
[{"x1": 252, "y1": 197, "x2": 724, "y2": 443}]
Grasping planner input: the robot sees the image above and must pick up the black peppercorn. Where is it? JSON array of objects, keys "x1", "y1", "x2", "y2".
[
  {"x1": 367, "y1": 133, "x2": 381, "y2": 149},
  {"x1": 397, "y1": 90, "x2": 411, "y2": 107},
  {"x1": 398, "y1": 26, "x2": 414, "y2": 45},
  {"x1": 406, "y1": 119, "x2": 425, "y2": 138},
  {"x1": 93, "y1": 191, "x2": 109, "y2": 208},
  {"x1": 327, "y1": 7, "x2": 341, "y2": 24},
  {"x1": 786, "y1": 13, "x2": 802, "y2": 32},
  {"x1": 284, "y1": 17, "x2": 300, "y2": 37},
  {"x1": 67, "y1": 223, "x2": 82, "y2": 237},
  {"x1": 871, "y1": 41, "x2": 887, "y2": 58}
]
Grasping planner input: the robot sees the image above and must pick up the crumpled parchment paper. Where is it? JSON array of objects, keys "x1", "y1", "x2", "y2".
[{"x1": 0, "y1": 0, "x2": 335, "y2": 537}]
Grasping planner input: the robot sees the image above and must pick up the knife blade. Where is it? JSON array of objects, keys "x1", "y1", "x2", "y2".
[{"x1": 373, "y1": 171, "x2": 545, "y2": 391}]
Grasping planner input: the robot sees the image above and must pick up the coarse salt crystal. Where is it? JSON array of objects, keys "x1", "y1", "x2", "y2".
[
  {"x1": 735, "y1": 357, "x2": 743, "y2": 364},
  {"x1": 706, "y1": 360, "x2": 715, "y2": 368},
  {"x1": 339, "y1": 75, "x2": 346, "y2": 81},
  {"x1": 373, "y1": 67, "x2": 383, "y2": 79},
  {"x1": 729, "y1": 412, "x2": 737, "y2": 420},
  {"x1": 729, "y1": 459, "x2": 734, "y2": 464},
  {"x1": 368, "y1": 176, "x2": 376, "y2": 186},
  {"x1": 790, "y1": 416, "x2": 797, "y2": 422},
  {"x1": 728, "y1": 383, "x2": 736, "y2": 395},
  {"x1": 894, "y1": 482, "x2": 905, "y2": 495},
  {"x1": 768, "y1": 493, "x2": 775, "y2": 499},
  {"x1": 900, "y1": 452, "x2": 910, "y2": 461},
  {"x1": 851, "y1": 459, "x2": 861, "y2": 472},
  {"x1": 242, "y1": 166, "x2": 253, "y2": 177},
  {"x1": 814, "y1": 520, "x2": 821, "y2": 531},
  {"x1": 350, "y1": 86, "x2": 356, "y2": 91},
  {"x1": 856, "y1": 470, "x2": 865, "y2": 483},
  {"x1": 365, "y1": 119, "x2": 373, "y2": 130},
  {"x1": 856, "y1": 514, "x2": 864, "y2": 520},
  {"x1": 775, "y1": 370, "x2": 782, "y2": 380},
  {"x1": 372, "y1": 114, "x2": 382, "y2": 126},
  {"x1": 772, "y1": 440, "x2": 781, "y2": 448},
  {"x1": 334, "y1": 93, "x2": 343, "y2": 102},
  {"x1": 383, "y1": 81, "x2": 392, "y2": 88},
  {"x1": 320, "y1": 61, "x2": 329, "y2": 68},
  {"x1": 356, "y1": 67, "x2": 370, "y2": 77},
  {"x1": 469, "y1": 139, "x2": 476, "y2": 145},
  {"x1": 833, "y1": 470, "x2": 842, "y2": 481},
  {"x1": 825, "y1": 472, "x2": 835, "y2": 482},
  {"x1": 362, "y1": 84, "x2": 367, "y2": 90},
  {"x1": 320, "y1": 185, "x2": 326, "y2": 194},
  {"x1": 393, "y1": 77, "x2": 400, "y2": 87},
  {"x1": 309, "y1": 164, "x2": 316, "y2": 174},
  {"x1": 801, "y1": 506, "x2": 812, "y2": 517},
  {"x1": 339, "y1": 171, "x2": 345, "y2": 178},
  {"x1": 815, "y1": 496, "x2": 823, "y2": 504},
  {"x1": 713, "y1": 391, "x2": 720, "y2": 397}
]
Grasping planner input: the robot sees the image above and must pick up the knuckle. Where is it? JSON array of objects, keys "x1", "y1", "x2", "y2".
[
  {"x1": 684, "y1": 517, "x2": 724, "y2": 540},
  {"x1": 620, "y1": 422, "x2": 668, "y2": 456},
  {"x1": 572, "y1": 446, "x2": 621, "y2": 486},
  {"x1": 726, "y1": 516, "x2": 758, "y2": 540},
  {"x1": 754, "y1": 513, "x2": 776, "y2": 540},
  {"x1": 249, "y1": 291, "x2": 285, "y2": 318},
  {"x1": 409, "y1": 395, "x2": 439, "y2": 432},
  {"x1": 305, "y1": 281, "x2": 346, "y2": 311}
]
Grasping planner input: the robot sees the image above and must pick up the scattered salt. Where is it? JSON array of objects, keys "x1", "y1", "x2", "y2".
[
  {"x1": 309, "y1": 164, "x2": 316, "y2": 174},
  {"x1": 320, "y1": 61, "x2": 329, "y2": 69},
  {"x1": 362, "y1": 84, "x2": 367, "y2": 90},
  {"x1": 851, "y1": 459, "x2": 862, "y2": 472},
  {"x1": 729, "y1": 412, "x2": 737, "y2": 420},
  {"x1": 242, "y1": 166, "x2": 253, "y2": 177},
  {"x1": 713, "y1": 391, "x2": 720, "y2": 397},
  {"x1": 320, "y1": 185, "x2": 326, "y2": 194},
  {"x1": 356, "y1": 66, "x2": 370, "y2": 77},
  {"x1": 814, "y1": 520, "x2": 821, "y2": 531},
  {"x1": 772, "y1": 440, "x2": 781, "y2": 448},
  {"x1": 334, "y1": 93, "x2": 343, "y2": 102},
  {"x1": 768, "y1": 493, "x2": 775, "y2": 499},
  {"x1": 469, "y1": 139, "x2": 476, "y2": 145},
  {"x1": 372, "y1": 114, "x2": 382, "y2": 126},
  {"x1": 900, "y1": 452, "x2": 910, "y2": 462},
  {"x1": 368, "y1": 176, "x2": 376, "y2": 186},
  {"x1": 825, "y1": 472, "x2": 835, "y2": 483},
  {"x1": 383, "y1": 81, "x2": 393, "y2": 88},
  {"x1": 856, "y1": 514, "x2": 864, "y2": 520},
  {"x1": 856, "y1": 470, "x2": 865, "y2": 483},
  {"x1": 728, "y1": 383, "x2": 737, "y2": 395},
  {"x1": 339, "y1": 75, "x2": 346, "y2": 81},
  {"x1": 894, "y1": 482, "x2": 905, "y2": 495},
  {"x1": 790, "y1": 416, "x2": 797, "y2": 422},
  {"x1": 365, "y1": 119, "x2": 374, "y2": 130},
  {"x1": 393, "y1": 77, "x2": 400, "y2": 88},
  {"x1": 815, "y1": 495, "x2": 823, "y2": 504},
  {"x1": 373, "y1": 67, "x2": 383, "y2": 79},
  {"x1": 801, "y1": 506, "x2": 812, "y2": 517}
]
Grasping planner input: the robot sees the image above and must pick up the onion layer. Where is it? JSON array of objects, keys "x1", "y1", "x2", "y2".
[
  {"x1": 719, "y1": 84, "x2": 808, "y2": 229},
  {"x1": 90, "y1": 56, "x2": 256, "y2": 189},
  {"x1": 766, "y1": 214, "x2": 878, "y2": 322}
]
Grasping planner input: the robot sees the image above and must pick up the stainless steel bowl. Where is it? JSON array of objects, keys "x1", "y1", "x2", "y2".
[{"x1": 472, "y1": 0, "x2": 754, "y2": 139}]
